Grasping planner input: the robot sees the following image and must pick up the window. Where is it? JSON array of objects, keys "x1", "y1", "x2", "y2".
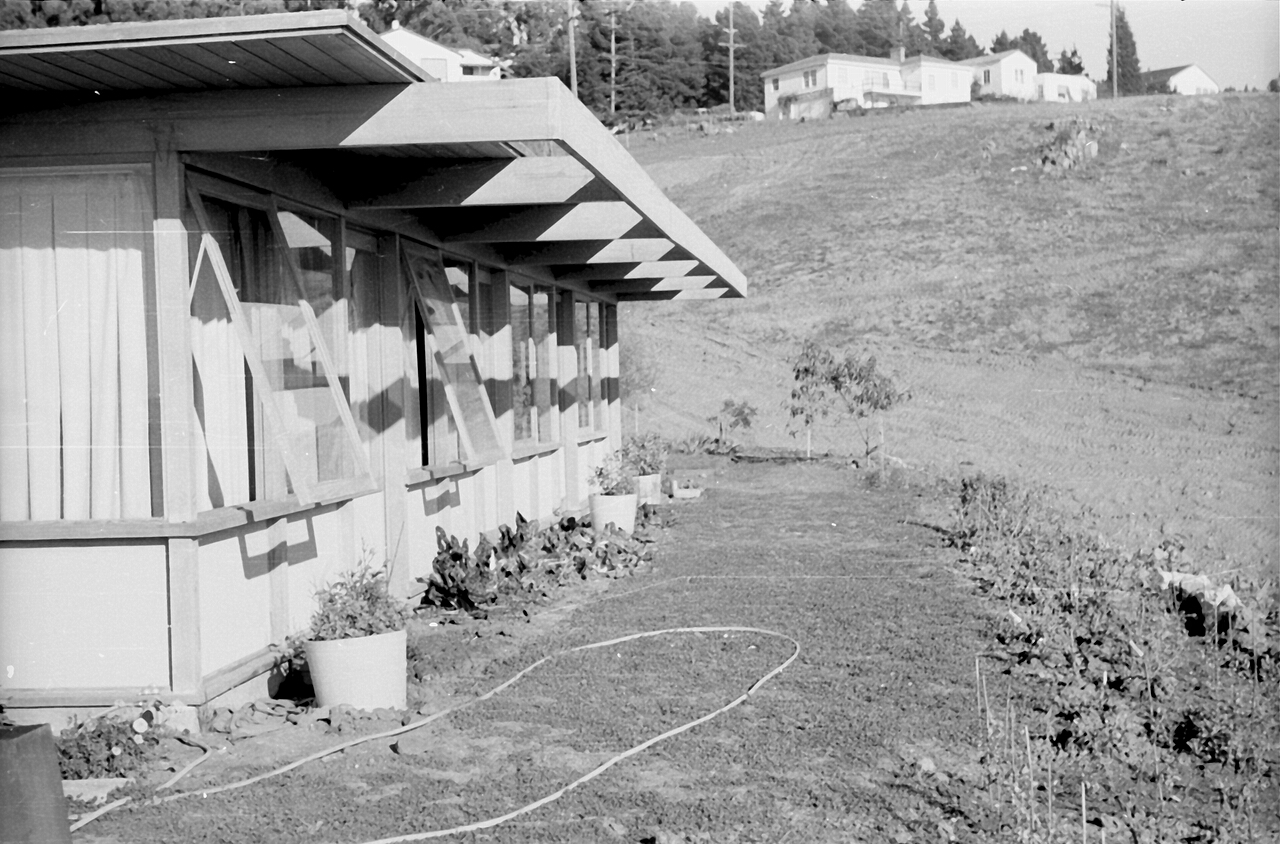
[
  {"x1": 510, "y1": 281, "x2": 556, "y2": 445},
  {"x1": 574, "y1": 299, "x2": 608, "y2": 435},
  {"x1": 402, "y1": 243, "x2": 503, "y2": 467},
  {"x1": 462, "y1": 65, "x2": 484, "y2": 77},
  {"x1": 1015, "y1": 69, "x2": 1025, "y2": 83},
  {"x1": 881, "y1": 71, "x2": 890, "y2": 88},
  {"x1": 185, "y1": 184, "x2": 374, "y2": 509},
  {"x1": 802, "y1": 70, "x2": 817, "y2": 88},
  {"x1": 0, "y1": 167, "x2": 157, "y2": 521},
  {"x1": 771, "y1": 77, "x2": 779, "y2": 92},
  {"x1": 983, "y1": 69, "x2": 991, "y2": 85}
]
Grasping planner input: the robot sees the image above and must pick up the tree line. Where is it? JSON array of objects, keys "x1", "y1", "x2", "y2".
[{"x1": 3, "y1": 0, "x2": 1154, "y2": 116}]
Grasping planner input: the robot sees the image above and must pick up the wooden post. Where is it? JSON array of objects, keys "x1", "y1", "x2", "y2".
[
  {"x1": 152, "y1": 139, "x2": 202, "y2": 698},
  {"x1": 603, "y1": 303, "x2": 621, "y2": 451},
  {"x1": 557, "y1": 290, "x2": 581, "y2": 512},
  {"x1": 378, "y1": 236, "x2": 410, "y2": 595}
]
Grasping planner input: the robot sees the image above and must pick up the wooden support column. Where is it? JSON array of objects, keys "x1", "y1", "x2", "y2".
[
  {"x1": 603, "y1": 303, "x2": 621, "y2": 451},
  {"x1": 377, "y1": 236, "x2": 411, "y2": 595},
  {"x1": 489, "y1": 269, "x2": 515, "y2": 526},
  {"x1": 556, "y1": 290, "x2": 581, "y2": 512},
  {"x1": 153, "y1": 139, "x2": 202, "y2": 698}
]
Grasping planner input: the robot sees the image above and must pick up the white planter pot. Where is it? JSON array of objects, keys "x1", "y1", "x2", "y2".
[
  {"x1": 589, "y1": 492, "x2": 637, "y2": 535},
  {"x1": 305, "y1": 628, "x2": 407, "y2": 710},
  {"x1": 635, "y1": 474, "x2": 663, "y2": 506}
]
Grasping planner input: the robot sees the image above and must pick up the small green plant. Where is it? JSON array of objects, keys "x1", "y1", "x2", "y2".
[
  {"x1": 57, "y1": 714, "x2": 159, "y2": 779},
  {"x1": 591, "y1": 452, "x2": 635, "y2": 495},
  {"x1": 622, "y1": 432, "x2": 668, "y2": 475},
  {"x1": 787, "y1": 341, "x2": 908, "y2": 460},
  {"x1": 310, "y1": 555, "x2": 413, "y2": 641}
]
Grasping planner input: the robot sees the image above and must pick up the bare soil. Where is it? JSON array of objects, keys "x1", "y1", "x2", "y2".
[
  {"x1": 79, "y1": 461, "x2": 999, "y2": 843},
  {"x1": 625, "y1": 93, "x2": 1279, "y2": 578}
]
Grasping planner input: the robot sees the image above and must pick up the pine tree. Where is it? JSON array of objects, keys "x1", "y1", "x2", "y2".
[
  {"x1": 991, "y1": 29, "x2": 1013, "y2": 54},
  {"x1": 1106, "y1": 5, "x2": 1142, "y2": 95},
  {"x1": 1056, "y1": 46, "x2": 1085, "y2": 75},
  {"x1": 1010, "y1": 28, "x2": 1052, "y2": 73},
  {"x1": 942, "y1": 19, "x2": 983, "y2": 61},
  {"x1": 922, "y1": 0, "x2": 946, "y2": 57}
]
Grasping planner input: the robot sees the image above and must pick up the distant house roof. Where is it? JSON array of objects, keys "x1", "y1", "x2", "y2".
[
  {"x1": 0, "y1": 9, "x2": 427, "y2": 93},
  {"x1": 761, "y1": 52, "x2": 899, "y2": 78},
  {"x1": 958, "y1": 49, "x2": 1029, "y2": 67},
  {"x1": 1139, "y1": 65, "x2": 1194, "y2": 88},
  {"x1": 455, "y1": 47, "x2": 496, "y2": 69}
]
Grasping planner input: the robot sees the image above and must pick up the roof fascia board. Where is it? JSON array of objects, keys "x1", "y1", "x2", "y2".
[
  {"x1": 0, "y1": 77, "x2": 745, "y2": 295},
  {"x1": 0, "y1": 10, "x2": 427, "y2": 83}
]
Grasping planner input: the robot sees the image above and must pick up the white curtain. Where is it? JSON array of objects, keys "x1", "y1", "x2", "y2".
[{"x1": 0, "y1": 169, "x2": 153, "y2": 521}]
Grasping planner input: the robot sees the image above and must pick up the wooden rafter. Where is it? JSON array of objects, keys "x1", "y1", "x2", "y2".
[{"x1": 345, "y1": 157, "x2": 617, "y2": 208}]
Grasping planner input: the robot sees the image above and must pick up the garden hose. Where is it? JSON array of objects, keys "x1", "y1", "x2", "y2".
[{"x1": 80, "y1": 625, "x2": 799, "y2": 841}]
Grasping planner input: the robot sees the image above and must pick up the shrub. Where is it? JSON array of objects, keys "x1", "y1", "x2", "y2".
[
  {"x1": 310, "y1": 557, "x2": 413, "y2": 641},
  {"x1": 622, "y1": 432, "x2": 668, "y2": 475},
  {"x1": 591, "y1": 452, "x2": 636, "y2": 495}
]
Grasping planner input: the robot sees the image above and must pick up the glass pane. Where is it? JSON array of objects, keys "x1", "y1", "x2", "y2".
[
  {"x1": 510, "y1": 283, "x2": 532, "y2": 443},
  {"x1": 277, "y1": 211, "x2": 348, "y2": 401},
  {"x1": 443, "y1": 258, "x2": 470, "y2": 333},
  {"x1": 575, "y1": 300, "x2": 591, "y2": 429},
  {"x1": 532, "y1": 288, "x2": 554, "y2": 443}
]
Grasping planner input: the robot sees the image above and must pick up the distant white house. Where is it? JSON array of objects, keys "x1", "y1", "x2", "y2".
[
  {"x1": 380, "y1": 21, "x2": 500, "y2": 82},
  {"x1": 1035, "y1": 72, "x2": 1097, "y2": 103},
  {"x1": 960, "y1": 49, "x2": 1037, "y2": 100},
  {"x1": 902, "y1": 54, "x2": 974, "y2": 105},
  {"x1": 761, "y1": 48, "x2": 971, "y2": 119},
  {"x1": 1140, "y1": 64, "x2": 1219, "y2": 95}
]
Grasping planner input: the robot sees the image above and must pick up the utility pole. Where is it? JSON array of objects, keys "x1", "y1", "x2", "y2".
[
  {"x1": 718, "y1": 3, "x2": 737, "y2": 115},
  {"x1": 1110, "y1": 0, "x2": 1117, "y2": 98},
  {"x1": 567, "y1": 0, "x2": 578, "y2": 99}
]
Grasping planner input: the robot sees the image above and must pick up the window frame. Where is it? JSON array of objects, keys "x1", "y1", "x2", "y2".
[{"x1": 184, "y1": 178, "x2": 377, "y2": 509}]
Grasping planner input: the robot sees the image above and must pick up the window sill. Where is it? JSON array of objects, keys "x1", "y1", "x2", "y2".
[
  {"x1": 577, "y1": 432, "x2": 609, "y2": 446},
  {"x1": 406, "y1": 461, "x2": 485, "y2": 486},
  {"x1": 511, "y1": 440, "x2": 562, "y2": 461},
  {"x1": 0, "y1": 483, "x2": 378, "y2": 542}
]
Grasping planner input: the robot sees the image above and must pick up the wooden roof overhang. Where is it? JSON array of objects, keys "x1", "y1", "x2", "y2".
[{"x1": 0, "y1": 13, "x2": 746, "y2": 302}]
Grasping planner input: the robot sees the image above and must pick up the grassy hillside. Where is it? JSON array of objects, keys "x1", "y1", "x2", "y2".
[{"x1": 623, "y1": 93, "x2": 1280, "y2": 573}]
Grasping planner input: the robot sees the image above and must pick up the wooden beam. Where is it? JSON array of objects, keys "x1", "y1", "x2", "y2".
[
  {"x1": 618, "y1": 288, "x2": 729, "y2": 302},
  {"x1": 554, "y1": 260, "x2": 702, "y2": 282},
  {"x1": 589, "y1": 276, "x2": 719, "y2": 295},
  {"x1": 346, "y1": 157, "x2": 617, "y2": 208},
  {"x1": 426, "y1": 202, "x2": 641, "y2": 244}
]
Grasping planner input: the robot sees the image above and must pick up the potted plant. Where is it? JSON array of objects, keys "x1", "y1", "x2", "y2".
[
  {"x1": 588, "y1": 452, "x2": 638, "y2": 535},
  {"x1": 304, "y1": 559, "x2": 413, "y2": 710},
  {"x1": 622, "y1": 433, "x2": 668, "y2": 506}
]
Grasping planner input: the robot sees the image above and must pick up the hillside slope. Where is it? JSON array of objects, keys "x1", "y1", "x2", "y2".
[{"x1": 624, "y1": 94, "x2": 1279, "y2": 574}]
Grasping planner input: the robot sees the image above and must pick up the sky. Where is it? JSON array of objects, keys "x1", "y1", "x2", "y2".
[{"x1": 684, "y1": 1, "x2": 1280, "y2": 91}]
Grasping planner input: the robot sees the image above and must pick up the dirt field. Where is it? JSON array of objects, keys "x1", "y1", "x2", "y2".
[
  {"x1": 78, "y1": 461, "x2": 998, "y2": 843},
  {"x1": 624, "y1": 93, "x2": 1279, "y2": 578}
]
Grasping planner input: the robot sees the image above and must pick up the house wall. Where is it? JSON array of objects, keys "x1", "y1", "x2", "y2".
[
  {"x1": 974, "y1": 54, "x2": 1037, "y2": 100},
  {"x1": 1170, "y1": 66, "x2": 1218, "y2": 95},
  {"x1": 763, "y1": 61, "x2": 827, "y2": 118},
  {"x1": 0, "y1": 142, "x2": 624, "y2": 718},
  {"x1": 905, "y1": 60, "x2": 971, "y2": 105},
  {"x1": 1035, "y1": 73, "x2": 1097, "y2": 103}
]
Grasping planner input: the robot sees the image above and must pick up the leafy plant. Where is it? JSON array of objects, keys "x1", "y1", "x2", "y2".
[
  {"x1": 309, "y1": 555, "x2": 413, "y2": 641},
  {"x1": 57, "y1": 714, "x2": 159, "y2": 780},
  {"x1": 787, "y1": 341, "x2": 908, "y2": 459},
  {"x1": 622, "y1": 432, "x2": 668, "y2": 476},
  {"x1": 591, "y1": 452, "x2": 636, "y2": 495}
]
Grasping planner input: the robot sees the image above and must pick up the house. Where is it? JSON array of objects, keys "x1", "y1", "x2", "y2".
[
  {"x1": 379, "y1": 20, "x2": 501, "y2": 82},
  {"x1": 1035, "y1": 72, "x2": 1098, "y2": 103},
  {"x1": 762, "y1": 47, "x2": 973, "y2": 119},
  {"x1": 900, "y1": 53, "x2": 974, "y2": 106},
  {"x1": 0, "y1": 11, "x2": 745, "y2": 727},
  {"x1": 960, "y1": 49, "x2": 1038, "y2": 100},
  {"x1": 1140, "y1": 64, "x2": 1219, "y2": 96}
]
